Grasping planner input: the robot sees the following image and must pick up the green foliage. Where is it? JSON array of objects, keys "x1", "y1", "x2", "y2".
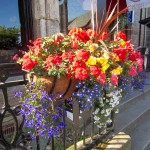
[{"x1": 0, "y1": 26, "x2": 20, "y2": 49}]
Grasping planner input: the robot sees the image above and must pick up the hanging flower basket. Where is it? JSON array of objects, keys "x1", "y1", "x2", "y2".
[
  {"x1": 28, "y1": 74, "x2": 77, "y2": 101},
  {"x1": 14, "y1": 3, "x2": 146, "y2": 141}
]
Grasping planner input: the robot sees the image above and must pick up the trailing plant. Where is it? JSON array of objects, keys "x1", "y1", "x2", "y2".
[{"x1": 14, "y1": 81, "x2": 66, "y2": 138}]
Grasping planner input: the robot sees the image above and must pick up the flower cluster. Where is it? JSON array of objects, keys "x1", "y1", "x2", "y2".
[
  {"x1": 93, "y1": 85, "x2": 122, "y2": 128},
  {"x1": 73, "y1": 79, "x2": 123, "y2": 127},
  {"x1": 17, "y1": 28, "x2": 143, "y2": 86},
  {"x1": 16, "y1": 27, "x2": 144, "y2": 130},
  {"x1": 14, "y1": 82, "x2": 66, "y2": 138}
]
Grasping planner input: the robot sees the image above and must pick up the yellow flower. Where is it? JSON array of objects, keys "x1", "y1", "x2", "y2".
[
  {"x1": 87, "y1": 56, "x2": 97, "y2": 65},
  {"x1": 89, "y1": 44, "x2": 98, "y2": 52},
  {"x1": 111, "y1": 66, "x2": 123, "y2": 75},
  {"x1": 97, "y1": 57, "x2": 108, "y2": 65},
  {"x1": 120, "y1": 39, "x2": 126, "y2": 47},
  {"x1": 101, "y1": 64, "x2": 110, "y2": 73}
]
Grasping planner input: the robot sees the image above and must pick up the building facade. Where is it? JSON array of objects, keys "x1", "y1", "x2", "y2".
[
  {"x1": 18, "y1": 0, "x2": 61, "y2": 48},
  {"x1": 126, "y1": 1, "x2": 150, "y2": 48}
]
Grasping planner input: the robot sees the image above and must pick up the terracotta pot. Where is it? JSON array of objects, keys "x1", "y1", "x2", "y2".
[{"x1": 29, "y1": 75, "x2": 77, "y2": 101}]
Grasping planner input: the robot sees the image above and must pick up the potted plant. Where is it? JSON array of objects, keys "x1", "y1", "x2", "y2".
[{"x1": 15, "y1": 4, "x2": 145, "y2": 139}]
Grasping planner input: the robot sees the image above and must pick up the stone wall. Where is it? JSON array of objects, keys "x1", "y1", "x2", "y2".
[
  {"x1": 31, "y1": 0, "x2": 60, "y2": 39},
  {"x1": 0, "y1": 50, "x2": 18, "y2": 63}
]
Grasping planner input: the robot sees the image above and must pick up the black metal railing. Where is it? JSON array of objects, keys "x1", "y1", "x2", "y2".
[
  {"x1": 0, "y1": 63, "x2": 114, "y2": 150},
  {"x1": 44, "y1": 101, "x2": 114, "y2": 150},
  {"x1": 0, "y1": 63, "x2": 29, "y2": 150}
]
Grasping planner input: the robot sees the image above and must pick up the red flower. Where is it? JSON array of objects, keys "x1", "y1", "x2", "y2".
[
  {"x1": 13, "y1": 54, "x2": 19, "y2": 61},
  {"x1": 71, "y1": 41, "x2": 78, "y2": 49},
  {"x1": 129, "y1": 66, "x2": 137, "y2": 76},
  {"x1": 96, "y1": 73, "x2": 106, "y2": 84},
  {"x1": 129, "y1": 51, "x2": 142, "y2": 61},
  {"x1": 90, "y1": 65, "x2": 101, "y2": 77},
  {"x1": 114, "y1": 48, "x2": 127, "y2": 62},
  {"x1": 116, "y1": 31, "x2": 126, "y2": 41},
  {"x1": 34, "y1": 48, "x2": 43, "y2": 56},
  {"x1": 137, "y1": 58, "x2": 143, "y2": 71},
  {"x1": 76, "y1": 49, "x2": 90, "y2": 61},
  {"x1": 54, "y1": 34, "x2": 64, "y2": 46},
  {"x1": 86, "y1": 29, "x2": 97, "y2": 38},
  {"x1": 33, "y1": 38, "x2": 42, "y2": 47},
  {"x1": 73, "y1": 60, "x2": 86, "y2": 70},
  {"x1": 46, "y1": 54, "x2": 62, "y2": 65},
  {"x1": 124, "y1": 40, "x2": 133, "y2": 52},
  {"x1": 100, "y1": 32, "x2": 108, "y2": 40},
  {"x1": 45, "y1": 54, "x2": 62, "y2": 69},
  {"x1": 68, "y1": 28, "x2": 90, "y2": 43},
  {"x1": 125, "y1": 40, "x2": 132, "y2": 46},
  {"x1": 28, "y1": 38, "x2": 42, "y2": 53},
  {"x1": 22, "y1": 58, "x2": 38, "y2": 71},
  {"x1": 65, "y1": 68, "x2": 72, "y2": 78},
  {"x1": 68, "y1": 28, "x2": 83, "y2": 35},
  {"x1": 62, "y1": 52, "x2": 75, "y2": 62},
  {"x1": 22, "y1": 53, "x2": 30, "y2": 59},
  {"x1": 110, "y1": 74, "x2": 118, "y2": 86},
  {"x1": 75, "y1": 68, "x2": 89, "y2": 80}
]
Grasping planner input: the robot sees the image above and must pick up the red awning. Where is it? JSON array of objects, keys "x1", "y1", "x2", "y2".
[{"x1": 106, "y1": 0, "x2": 127, "y2": 12}]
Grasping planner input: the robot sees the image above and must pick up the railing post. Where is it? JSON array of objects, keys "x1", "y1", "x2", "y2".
[
  {"x1": 91, "y1": 108, "x2": 95, "y2": 141},
  {"x1": 73, "y1": 98, "x2": 80, "y2": 150},
  {"x1": 51, "y1": 136, "x2": 55, "y2": 150},
  {"x1": 63, "y1": 105, "x2": 66, "y2": 150},
  {"x1": 36, "y1": 134, "x2": 40, "y2": 150}
]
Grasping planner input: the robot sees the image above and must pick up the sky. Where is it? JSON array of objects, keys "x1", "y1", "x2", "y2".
[
  {"x1": 0, "y1": 0, "x2": 19, "y2": 27},
  {"x1": 0, "y1": 0, "x2": 88, "y2": 27},
  {"x1": 68, "y1": 0, "x2": 88, "y2": 20}
]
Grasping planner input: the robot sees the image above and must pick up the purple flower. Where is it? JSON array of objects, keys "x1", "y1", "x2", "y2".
[
  {"x1": 14, "y1": 82, "x2": 67, "y2": 139},
  {"x1": 30, "y1": 82, "x2": 36, "y2": 87},
  {"x1": 31, "y1": 93, "x2": 36, "y2": 100},
  {"x1": 48, "y1": 127, "x2": 59, "y2": 137},
  {"x1": 14, "y1": 91, "x2": 22, "y2": 97},
  {"x1": 52, "y1": 114, "x2": 59, "y2": 121},
  {"x1": 58, "y1": 122, "x2": 66, "y2": 128},
  {"x1": 38, "y1": 130, "x2": 44, "y2": 135}
]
